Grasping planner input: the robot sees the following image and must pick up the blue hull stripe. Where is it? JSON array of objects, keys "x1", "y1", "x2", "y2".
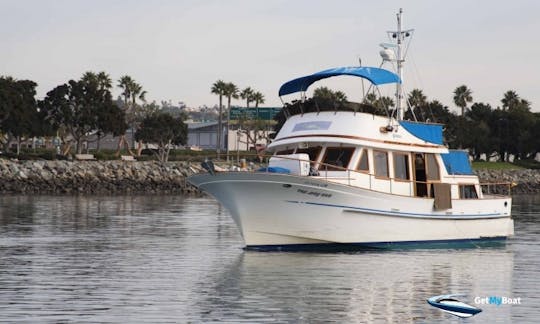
[
  {"x1": 245, "y1": 237, "x2": 507, "y2": 252},
  {"x1": 285, "y1": 200, "x2": 505, "y2": 219}
]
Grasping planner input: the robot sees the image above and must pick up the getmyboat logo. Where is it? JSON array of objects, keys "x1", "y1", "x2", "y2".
[
  {"x1": 427, "y1": 294, "x2": 482, "y2": 318},
  {"x1": 428, "y1": 293, "x2": 523, "y2": 318},
  {"x1": 475, "y1": 296, "x2": 522, "y2": 306}
]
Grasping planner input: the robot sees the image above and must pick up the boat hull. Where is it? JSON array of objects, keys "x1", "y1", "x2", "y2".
[{"x1": 188, "y1": 172, "x2": 514, "y2": 249}]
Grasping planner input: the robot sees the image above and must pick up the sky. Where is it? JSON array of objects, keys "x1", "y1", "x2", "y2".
[{"x1": 1, "y1": 0, "x2": 539, "y2": 113}]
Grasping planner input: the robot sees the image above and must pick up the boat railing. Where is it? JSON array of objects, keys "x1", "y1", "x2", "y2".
[{"x1": 244, "y1": 153, "x2": 513, "y2": 198}]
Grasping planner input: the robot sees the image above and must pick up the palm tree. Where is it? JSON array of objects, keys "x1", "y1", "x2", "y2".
[
  {"x1": 223, "y1": 82, "x2": 239, "y2": 161},
  {"x1": 82, "y1": 71, "x2": 112, "y2": 152},
  {"x1": 374, "y1": 96, "x2": 395, "y2": 111},
  {"x1": 211, "y1": 80, "x2": 227, "y2": 159},
  {"x1": 408, "y1": 89, "x2": 427, "y2": 120},
  {"x1": 118, "y1": 75, "x2": 134, "y2": 107},
  {"x1": 501, "y1": 90, "x2": 520, "y2": 110},
  {"x1": 81, "y1": 71, "x2": 97, "y2": 84},
  {"x1": 252, "y1": 91, "x2": 265, "y2": 107},
  {"x1": 453, "y1": 85, "x2": 473, "y2": 116},
  {"x1": 96, "y1": 72, "x2": 112, "y2": 90},
  {"x1": 240, "y1": 87, "x2": 254, "y2": 108},
  {"x1": 129, "y1": 81, "x2": 147, "y2": 155},
  {"x1": 408, "y1": 89, "x2": 427, "y2": 108},
  {"x1": 117, "y1": 75, "x2": 146, "y2": 155},
  {"x1": 362, "y1": 92, "x2": 378, "y2": 106}
]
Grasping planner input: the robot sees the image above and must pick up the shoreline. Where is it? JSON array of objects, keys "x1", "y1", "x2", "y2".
[
  {"x1": 0, "y1": 159, "x2": 539, "y2": 195},
  {"x1": 0, "y1": 160, "x2": 203, "y2": 195}
]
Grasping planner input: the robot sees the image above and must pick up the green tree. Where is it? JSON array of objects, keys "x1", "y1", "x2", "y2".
[
  {"x1": 501, "y1": 90, "x2": 520, "y2": 110},
  {"x1": 0, "y1": 77, "x2": 40, "y2": 154},
  {"x1": 240, "y1": 87, "x2": 254, "y2": 108},
  {"x1": 211, "y1": 80, "x2": 226, "y2": 159},
  {"x1": 135, "y1": 113, "x2": 187, "y2": 162},
  {"x1": 82, "y1": 71, "x2": 123, "y2": 152},
  {"x1": 407, "y1": 89, "x2": 427, "y2": 120},
  {"x1": 464, "y1": 102, "x2": 494, "y2": 160},
  {"x1": 374, "y1": 96, "x2": 394, "y2": 114},
  {"x1": 362, "y1": 92, "x2": 377, "y2": 106},
  {"x1": 223, "y1": 82, "x2": 239, "y2": 161},
  {"x1": 507, "y1": 97, "x2": 534, "y2": 159},
  {"x1": 117, "y1": 75, "x2": 147, "y2": 155},
  {"x1": 453, "y1": 85, "x2": 473, "y2": 116},
  {"x1": 252, "y1": 91, "x2": 265, "y2": 108},
  {"x1": 40, "y1": 82, "x2": 93, "y2": 154},
  {"x1": 96, "y1": 104, "x2": 127, "y2": 152},
  {"x1": 40, "y1": 73, "x2": 118, "y2": 154},
  {"x1": 313, "y1": 86, "x2": 347, "y2": 102}
]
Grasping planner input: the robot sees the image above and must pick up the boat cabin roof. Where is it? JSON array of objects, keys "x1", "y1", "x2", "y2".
[{"x1": 268, "y1": 111, "x2": 447, "y2": 154}]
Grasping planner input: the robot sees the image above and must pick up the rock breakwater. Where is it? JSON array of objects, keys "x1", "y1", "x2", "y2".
[
  {"x1": 475, "y1": 169, "x2": 540, "y2": 195},
  {"x1": 0, "y1": 160, "x2": 203, "y2": 194}
]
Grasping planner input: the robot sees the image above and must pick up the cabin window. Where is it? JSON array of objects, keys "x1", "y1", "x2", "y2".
[
  {"x1": 374, "y1": 150, "x2": 389, "y2": 178},
  {"x1": 321, "y1": 147, "x2": 354, "y2": 171},
  {"x1": 459, "y1": 185, "x2": 478, "y2": 199},
  {"x1": 356, "y1": 149, "x2": 369, "y2": 172},
  {"x1": 393, "y1": 153, "x2": 410, "y2": 180},
  {"x1": 426, "y1": 154, "x2": 440, "y2": 181},
  {"x1": 276, "y1": 149, "x2": 294, "y2": 155},
  {"x1": 296, "y1": 146, "x2": 322, "y2": 164}
]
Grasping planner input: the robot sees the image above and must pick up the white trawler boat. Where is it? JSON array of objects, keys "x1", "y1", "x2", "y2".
[{"x1": 188, "y1": 9, "x2": 514, "y2": 250}]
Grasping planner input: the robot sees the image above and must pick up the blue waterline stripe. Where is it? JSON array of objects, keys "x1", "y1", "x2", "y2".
[
  {"x1": 285, "y1": 200, "x2": 505, "y2": 219},
  {"x1": 246, "y1": 237, "x2": 508, "y2": 252}
]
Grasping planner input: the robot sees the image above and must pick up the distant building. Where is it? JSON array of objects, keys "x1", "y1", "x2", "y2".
[{"x1": 187, "y1": 121, "x2": 273, "y2": 151}]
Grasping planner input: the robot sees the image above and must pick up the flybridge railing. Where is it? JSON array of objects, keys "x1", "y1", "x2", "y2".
[{"x1": 210, "y1": 153, "x2": 513, "y2": 198}]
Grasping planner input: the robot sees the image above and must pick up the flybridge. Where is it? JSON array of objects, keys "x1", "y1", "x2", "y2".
[{"x1": 278, "y1": 66, "x2": 401, "y2": 97}]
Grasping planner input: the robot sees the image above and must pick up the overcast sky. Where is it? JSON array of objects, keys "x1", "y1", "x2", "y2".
[{"x1": 1, "y1": 0, "x2": 539, "y2": 112}]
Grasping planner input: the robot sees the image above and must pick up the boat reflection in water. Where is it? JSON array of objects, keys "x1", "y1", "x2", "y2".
[{"x1": 191, "y1": 247, "x2": 513, "y2": 323}]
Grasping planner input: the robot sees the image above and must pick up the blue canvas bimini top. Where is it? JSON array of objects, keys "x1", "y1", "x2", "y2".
[{"x1": 278, "y1": 66, "x2": 401, "y2": 96}]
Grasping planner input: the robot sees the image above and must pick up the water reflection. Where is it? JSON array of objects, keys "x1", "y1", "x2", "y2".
[
  {"x1": 0, "y1": 195, "x2": 538, "y2": 322},
  {"x1": 194, "y1": 247, "x2": 513, "y2": 323}
]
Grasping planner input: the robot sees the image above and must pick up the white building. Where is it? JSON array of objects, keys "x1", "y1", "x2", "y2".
[{"x1": 187, "y1": 121, "x2": 273, "y2": 151}]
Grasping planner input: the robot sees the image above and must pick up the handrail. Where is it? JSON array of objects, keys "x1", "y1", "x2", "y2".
[{"x1": 222, "y1": 153, "x2": 513, "y2": 198}]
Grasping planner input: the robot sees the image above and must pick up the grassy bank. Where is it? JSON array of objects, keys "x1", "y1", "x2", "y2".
[{"x1": 472, "y1": 161, "x2": 524, "y2": 170}]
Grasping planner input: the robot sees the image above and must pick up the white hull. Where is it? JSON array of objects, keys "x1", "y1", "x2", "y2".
[{"x1": 188, "y1": 172, "x2": 514, "y2": 249}]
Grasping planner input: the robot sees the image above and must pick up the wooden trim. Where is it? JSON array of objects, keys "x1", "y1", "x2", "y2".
[
  {"x1": 392, "y1": 152, "x2": 411, "y2": 181},
  {"x1": 355, "y1": 148, "x2": 370, "y2": 173},
  {"x1": 273, "y1": 133, "x2": 444, "y2": 149},
  {"x1": 393, "y1": 178, "x2": 411, "y2": 183}
]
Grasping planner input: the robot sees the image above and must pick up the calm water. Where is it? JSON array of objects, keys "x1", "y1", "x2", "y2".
[{"x1": 0, "y1": 195, "x2": 539, "y2": 323}]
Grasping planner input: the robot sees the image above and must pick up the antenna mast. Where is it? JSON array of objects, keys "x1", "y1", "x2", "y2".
[{"x1": 387, "y1": 8, "x2": 413, "y2": 121}]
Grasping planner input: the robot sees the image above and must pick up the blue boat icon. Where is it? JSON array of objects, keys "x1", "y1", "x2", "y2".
[{"x1": 427, "y1": 294, "x2": 482, "y2": 318}]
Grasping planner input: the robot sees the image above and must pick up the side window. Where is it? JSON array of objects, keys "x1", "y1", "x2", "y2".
[
  {"x1": 426, "y1": 154, "x2": 440, "y2": 181},
  {"x1": 276, "y1": 149, "x2": 294, "y2": 155},
  {"x1": 393, "y1": 153, "x2": 410, "y2": 180},
  {"x1": 459, "y1": 185, "x2": 478, "y2": 199},
  {"x1": 374, "y1": 150, "x2": 389, "y2": 178},
  {"x1": 296, "y1": 146, "x2": 322, "y2": 165},
  {"x1": 321, "y1": 147, "x2": 355, "y2": 171},
  {"x1": 356, "y1": 149, "x2": 369, "y2": 172}
]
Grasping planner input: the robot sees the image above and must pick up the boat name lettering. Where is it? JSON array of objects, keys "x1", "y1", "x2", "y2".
[
  {"x1": 297, "y1": 188, "x2": 332, "y2": 198},
  {"x1": 302, "y1": 181, "x2": 328, "y2": 188}
]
